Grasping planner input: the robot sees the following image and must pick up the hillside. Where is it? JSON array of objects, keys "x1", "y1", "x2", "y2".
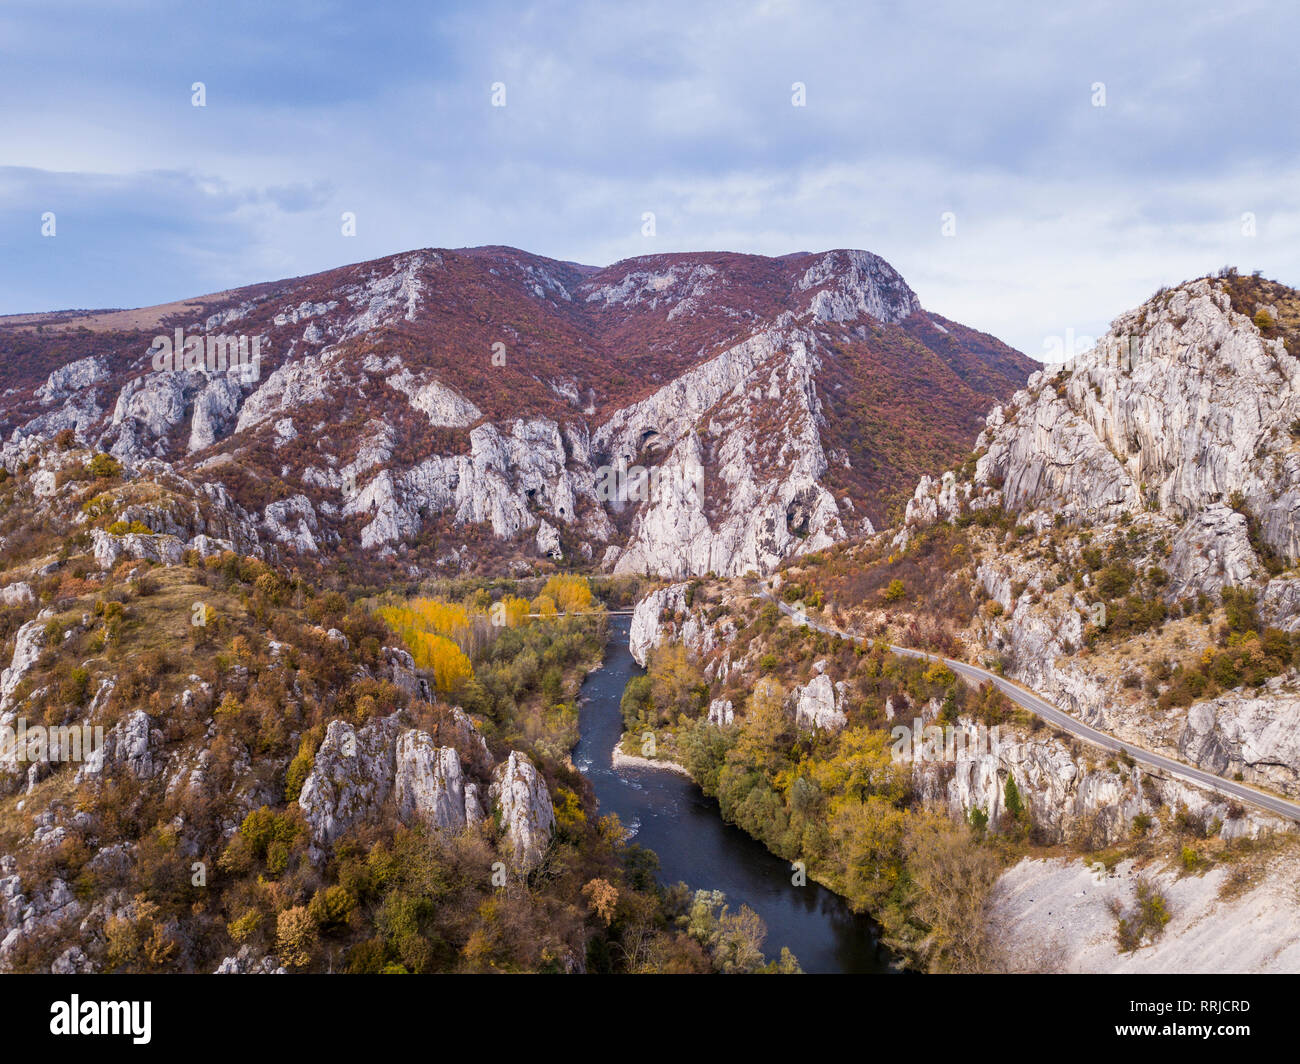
[
  {"x1": 612, "y1": 269, "x2": 1300, "y2": 971},
  {"x1": 0, "y1": 246, "x2": 1033, "y2": 581}
]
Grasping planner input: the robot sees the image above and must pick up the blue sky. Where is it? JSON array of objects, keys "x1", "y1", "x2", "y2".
[{"x1": 2, "y1": 0, "x2": 1297, "y2": 356}]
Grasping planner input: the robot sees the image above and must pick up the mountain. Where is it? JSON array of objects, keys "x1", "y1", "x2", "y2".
[
  {"x1": 0, "y1": 247, "x2": 1032, "y2": 580},
  {"x1": 0, "y1": 244, "x2": 1040, "y2": 975},
  {"x1": 888, "y1": 268, "x2": 1300, "y2": 789},
  {"x1": 610, "y1": 269, "x2": 1300, "y2": 971}
]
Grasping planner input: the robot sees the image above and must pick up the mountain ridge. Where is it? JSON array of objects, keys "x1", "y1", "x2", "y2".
[{"x1": 0, "y1": 244, "x2": 1033, "y2": 580}]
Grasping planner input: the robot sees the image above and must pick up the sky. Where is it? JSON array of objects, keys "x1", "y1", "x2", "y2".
[{"x1": 2, "y1": 0, "x2": 1298, "y2": 357}]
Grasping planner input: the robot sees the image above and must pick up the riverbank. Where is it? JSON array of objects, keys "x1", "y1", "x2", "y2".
[
  {"x1": 611, "y1": 733, "x2": 694, "y2": 777},
  {"x1": 575, "y1": 613, "x2": 891, "y2": 972}
]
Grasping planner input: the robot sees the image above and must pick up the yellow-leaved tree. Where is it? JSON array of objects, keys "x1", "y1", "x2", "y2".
[
  {"x1": 496, "y1": 594, "x2": 531, "y2": 628},
  {"x1": 375, "y1": 600, "x2": 475, "y2": 697},
  {"x1": 541, "y1": 574, "x2": 593, "y2": 613}
]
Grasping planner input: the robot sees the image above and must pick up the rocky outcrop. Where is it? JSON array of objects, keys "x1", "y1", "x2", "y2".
[
  {"x1": 188, "y1": 376, "x2": 244, "y2": 452},
  {"x1": 489, "y1": 752, "x2": 555, "y2": 872},
  {"x1": 792, "y1": 667, "x2": 848, "y2": 732},
  {"x1": 915, "y1": 718, "x2": 1270, "y2": 846},
  {"x1": 0, "y1": 582, "x2": 33, "y2": 607},
  {"x1": 535, "y1": 519, "x2": 562, "y2": 559},
  {"x1": 794, "y1": 249, "x2": 921, "y2": 325},
  {"x1": 1165, "y1": 504, "x2": 1259, "y2": 599},
  {"x1": 76, "y1": 710, "x2": 156, "y2": 784},
  {"x1": 629, "y1": 584, "x2": 686, "y2": 665},
  {"x1": 393, "y1": 731, "x2": 479, "y2": 832},
  {"x1": 343, "y1": 418, "x2": 583, "y2": 551},
  {"x1": 384, "y1": 369, "x2": 482, "y2": 428},
  {"x1": 90, "y1": 528, "x2": 185, "y2": 569},
  {"x1": 1178, "y1": 678, "x2": 1300, "y2": 797},
  {"x1": 297, "y1": 712, "x2": 499, "y2": 849},
  {"x1": 707, "y1": 698, "x2": 734, "y2": 726},
  {"x1": 601, "y1": 326, "x2": 846, "y2": 578},
  {"x1": 907, "y1": 278, "x2": 1300, "y2": 562},
  {"x1": 214, "y1": 946, "x2": 286, "y2": 974},
  {"x1": 381, "y1": 646, "x2": 429, "y2": 702},
  {"x1": 35, "y1": 356, "x2": 109, "y2": 405},
  {"x1": 297, "y1": 717, "x2": 402, "y2": 845},
  {"x1": 261, "y1": 494, "x2": 320, "y2": 554},
  {"x1": 50, "y1": 945, "x2": 96, "y2": 974},
  {"x1": 235, "y1": 350, "x2": 338, "y2": 435},
  {"x1": 629, "y1": 583, "x2": 732, "y2": 667},
  {"x1": 0, "y1": 620, "x2": 44, "y2": 714},
  {"x1": 0, "y1": 857, "x2": 82, "y2": 972}
]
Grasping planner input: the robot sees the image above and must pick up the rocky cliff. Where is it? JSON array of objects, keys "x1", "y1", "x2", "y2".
[
  {"x1": 896, "y1": 271, "x2": 1300, "y2": 798},
  {"x1": 0, "y1": 246, "x2": 1031, "y2": 580}
]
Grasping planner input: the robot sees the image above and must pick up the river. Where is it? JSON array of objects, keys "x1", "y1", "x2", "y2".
[{"x1": 573, "y1": 613, "x2": 891, "y2": 974}]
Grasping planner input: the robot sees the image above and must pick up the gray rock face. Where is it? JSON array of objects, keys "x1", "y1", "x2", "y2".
[
  {"x1": 915, "y1": 717, "x2": 1269, "y2": 845},
  {"x1": 235, "y1": 350, "x2": 337, "y2": 435},
  {"x1": 0, "y1": 583, "x2": 33, "y2": 607},
  {"x1": 628, "y1": 583, "x2": 732, "y2": 667},
  {"x1": 107, "y1": 371, "x2": 201, "y2": 461},
  {"x1": 792, "y1": 669, "x2": 848, "y2": 732},
  {"x1": 1166, "y1": 504, "x2": 1259, "y2": 599},
  {"x1": 1178, "y1": 679, "x2": 1300, "y2": 796},
  {"x1": 382, "y1": 646, "x2": 429, "y2": 701},
  {"x1": 794, "y1": 249, "x2": 921, "y2": 324},
  {"x1": 297, "y1": 713, "x2": 497, "y2": 847},
  {"x1": 0, "y1": 863, "x2": 82, "y2": 972},
  {"x1": 394, "y1": 731, "x2": 475, "y2": 832},
  {"x1": 36, "y1": 357, "x2": 108, "y2": 405},
  {"x1": 384, "y1": 369, "x2": 482, "y2": 428},
  {"x1": 261, "y1": 494, "x2": 320, "y2": 554},
  {"x1": 599, "y1": 325, "x2": 846, "y2": 578},
  {"x1": 50, "y1": 945, "x2": 95, "y2": 974},
  {"x1": 535, "y1": 519, "x2": 562, "y2": 559},
  {"x1": 629, "y1": 584, "x2": 686, "y2": 666},
  {"x1": 297, "y1": 717, "x2": 401, "y2": 845},
  {"x1": 214, "y1": 945, "x2": 286, "y2": 974},
  {"x1": 343, "y1": 418, "x2": 582, "y2": 551},
  {"x1": 76, "y1": 710, "x2": 156, "y2": 784},
  {"x1": 90, "y1": 528, "x2": 185, "y2": 569},
  {"x1": 907, "y1": 278, "x2": 1300, "y2": 563},
  {"x1": 489, "y1": 751, "x2": 555, "y2": 871},
  {"x1": 188, "y1": 376, "x2": 244, "y2": 452},
  {"x1": 0, "y1": 620, "x2": 44, "y2": 714}
]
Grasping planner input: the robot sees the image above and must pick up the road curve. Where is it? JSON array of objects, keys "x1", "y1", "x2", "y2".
[{"x1": 763, "y1": 594, "x2": 1300, "y2": 823}]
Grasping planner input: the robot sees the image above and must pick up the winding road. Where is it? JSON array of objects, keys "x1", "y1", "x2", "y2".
[{"x1": 764, "y1": 593, "x2": 1300, "y2": 823}]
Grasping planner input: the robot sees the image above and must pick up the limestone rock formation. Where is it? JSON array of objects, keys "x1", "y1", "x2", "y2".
[
  {"x1": 297, "y1": 717, "x2": 401, "y2": 845},
  {"x1": 792, "y1": 669, "x2": 848, "y2": 732},
  {"x1": 76, "y1": 710, "x2": 157, "y2": 784},
  {"x1": 394, "y1": 730, "x2": 474, "y2": 832},
  {"x1": 1, "y1": 246, "x2": 1028, "y2": 579},
  {"x1": 489, "y1": 751, "x2": 555, "y2": 871}
]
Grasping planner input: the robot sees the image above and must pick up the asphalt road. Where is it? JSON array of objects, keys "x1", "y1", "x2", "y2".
[{"x1": 763, "y1": 593, "x2": 1300, "y2": 823}]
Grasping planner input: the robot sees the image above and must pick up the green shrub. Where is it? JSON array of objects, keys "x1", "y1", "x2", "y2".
[{"x1": 87, "y1": 453, "x2": 122, "y2": 479}]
